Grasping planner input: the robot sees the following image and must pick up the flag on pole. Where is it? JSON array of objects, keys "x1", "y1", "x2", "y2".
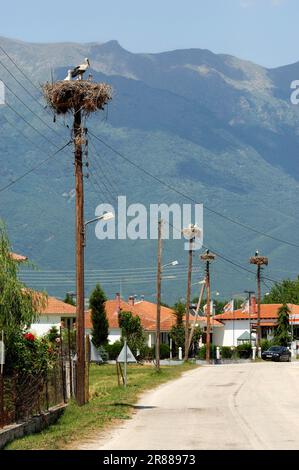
[
  {"x1": 203, "y1": 301, "x2": 214, "y2": 315},
  {"x1": 241, "y1": 299, "x2": 249, "y2": 313},
  {"x1": 223, "y1": 299, "x2": 234, "y2": 312}
]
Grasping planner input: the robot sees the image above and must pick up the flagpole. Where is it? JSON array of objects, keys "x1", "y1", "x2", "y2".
[{"x1": 233, "y1": 300, "x2": 235, "y2": 347}]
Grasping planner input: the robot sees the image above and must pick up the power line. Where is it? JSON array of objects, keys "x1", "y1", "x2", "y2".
[
  {"x1": 2, "y1": 79, "x2": 67, "y2": 146},
  {"x1": 0, "y1": 140, "x2": 71, "y2": 193},
  {"x1": 0, "y1": 44, "x2": 42, "y2": 94},
  {"x1": 4, "y1": 101, "x2": 66, "y2": 151},
  {"x1": 163, "y1": 218, "x2": 281, "y2": 285},
  {"x1": 1, "y1": 42, "x2": 297, "y2": 250},
  {"x1": 89, "y1": 130, "x2": 299, "y2": 250}
]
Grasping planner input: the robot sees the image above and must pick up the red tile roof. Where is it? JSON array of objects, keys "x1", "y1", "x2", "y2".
[
  {"x1": 10, "y1": 252, "x2": 28, "y2": 262},
  {"x1": 85, "y1": 299, "x2": 176, "y2": 332},
  {"x1": 215, "y1": 303, "x2": 299, "y2": 322},
  {"x1": 182, "y1": 314, "x2": 223, "y2": 327},
  {"x1": 40, "y1": 296, "x2": 77, "y2": 316}
]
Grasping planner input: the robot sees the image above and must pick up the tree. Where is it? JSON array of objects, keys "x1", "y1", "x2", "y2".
[
  {"x1": 118, "y1": 310, "x2": 146, "y2": 356},
  {"x1": 169, "y1": 301, "x2": 185, "y2": 355},
  {"x1": 64, "y1": 292, "x2": 76, "y2": 306},
  {"x1": 263, "y1": 277, "x2": 299, "y2": 304},
  {"x1": 0, "y1": 224, "x2": 45, "y2": 346},
  {"x1": 273, "y1": 304, "x2": 291, "y2": 346},
  {"x1": 89, "y1": 283, "x2": 109, "y2": 348}
]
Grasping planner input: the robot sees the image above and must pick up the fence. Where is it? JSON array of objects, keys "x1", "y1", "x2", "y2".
[{"x1": 0, "y1": 356, "x2": 68, "y2": 429}]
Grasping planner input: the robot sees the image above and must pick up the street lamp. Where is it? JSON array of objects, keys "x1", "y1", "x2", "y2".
[
  {"x1": 83, "y1": 211, "x2": 114, "y2": 245},
  {"x1": 191, "y1": 279, "x2": 206, "y2": 287},
  {"x1": 76, "y1": 211, "x2": 114, "y2": 405},
  {"x1": 156, "y1": 243, "x2": 179, "y2": 371},
  {"x1": 162, "y1": 260, "x2": 179, "y2": 269}
]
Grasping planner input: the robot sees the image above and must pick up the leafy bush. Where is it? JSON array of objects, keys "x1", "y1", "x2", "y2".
[
  {"x1": 261, "y1": 339, "x2": 274, "y2": 352},
  {"x1": 140, "y1": 345, "x2": 154, "y2": 360},
  {"x1": 159, "y1": 343, "x2": 170, "y2": 359},
  {"x1": 197, "y1": 344, "x2": 216, "y2": 360},
  {"x1": 236, "y1": 343, "x2": 252, "y2": 359},
  {"x1": 105, "y1": 340, "x2": 123, "y2": 360},
  {"x1": 220, "y1": 346, "x2": 234, "y2": 359},
  {"x1": 5, "y1": 331, "x2": 56, "y2": 376},
  {"x1": 148, "y1": 344, "x2": 170, "y2": 360}
]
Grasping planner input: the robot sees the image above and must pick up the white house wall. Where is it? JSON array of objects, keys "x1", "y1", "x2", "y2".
[
  {"x1": 30, "y1": 315, "x2": 62, "y2": 336},
  {"x1": 213, "y1": 320, "x2": 250, "y2": 347}
]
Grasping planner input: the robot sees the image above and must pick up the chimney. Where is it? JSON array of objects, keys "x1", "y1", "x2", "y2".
[
  {"x1": 128, "y1": 295, "x2": 135, "y2": 306},
  {"x1": 115, "y1": 292, "x2": 121, "y2": 312}
]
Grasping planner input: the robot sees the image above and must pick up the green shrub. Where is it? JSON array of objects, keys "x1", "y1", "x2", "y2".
[
  {"x1": 236, "y1": 342, "x2": 252, "y2": 359},
  {"x1": 140, "y1": 345, "x2": 154, "y2": 360},
  {"x1": 261, "y1": 339, "x2": 274, "y2": 352},
  {"x1": 159, "y1": 344, "x2": 170, "y2": 359},
  {"x1": 220, "y1": 346, "x2": 234, "y2": 359},
  {"x1": 105, "y1": 340, "x2": 123, "y2": 360},
  {"x1": 141, "y1": 344, "x2": 170, "y2": 360},
  {"x1": 197, "y1": 344, "x2": 216, "y2": 360}
]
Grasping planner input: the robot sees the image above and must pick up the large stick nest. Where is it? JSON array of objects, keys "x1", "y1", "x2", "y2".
[{"x1": 42, "y1": 80, "x2": 112, "y2": 116}]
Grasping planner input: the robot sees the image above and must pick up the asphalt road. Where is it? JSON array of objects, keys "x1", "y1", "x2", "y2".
[{"x1": 78, "y1": 362, "x2": 299, "y2": 450}]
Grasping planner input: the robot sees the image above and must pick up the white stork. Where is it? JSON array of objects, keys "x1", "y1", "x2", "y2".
[
  {"x1": 64, "y1": 69, "x2": 72, "y2": 81},
  {"x1": 70, "y1": 58, "x2": 90, "y2": 80}
]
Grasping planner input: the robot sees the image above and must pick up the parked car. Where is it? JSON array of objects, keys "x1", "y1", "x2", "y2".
[{"x1": 262, "y1": 346, "x2": 291, "y2": 362}]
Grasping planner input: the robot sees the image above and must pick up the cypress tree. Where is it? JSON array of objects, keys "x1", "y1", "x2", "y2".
[
  {"x1": 274, "y1": 303, "x2": 291, "y2": 346},
  {"x1": 90, "y1": 284, "x2": 109, "y2": 348}
]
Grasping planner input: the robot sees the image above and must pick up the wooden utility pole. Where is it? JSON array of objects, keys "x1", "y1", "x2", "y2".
[
  {"x1": 42, "y1": 76, "x2": 112, "y2": 407},
  {"x1": 156, "y1": 219, "x2": 163, "y2": 371},
  {"x1": 74, "y1": 106, "x2": 86, "y2": 406},
  {"x1": 250, "y1": 253, "x2": 268, "y2": 349},
  {"x1": 188, "y1": 282, "x2": 206, "y2": 352},
  {"x1": 200, "y1": 250, "x2": 216, "y2": 363},
  {"x1": 184, "y1": 237, "x2": 194, "y2": 361}
]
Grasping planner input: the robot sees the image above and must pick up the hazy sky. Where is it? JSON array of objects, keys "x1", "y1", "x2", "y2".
[{"x1": 0, "y1": 0, "x2": 297, "y2": 68}]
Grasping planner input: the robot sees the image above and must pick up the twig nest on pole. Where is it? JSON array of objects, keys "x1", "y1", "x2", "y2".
[{"x1": 42, "y1": 81, "x2": 112, "y2": 116}]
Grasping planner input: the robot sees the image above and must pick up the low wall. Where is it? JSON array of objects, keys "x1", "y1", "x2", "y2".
[{"x1": 0, "y1": 403, "x2": 67, "y2": 449}]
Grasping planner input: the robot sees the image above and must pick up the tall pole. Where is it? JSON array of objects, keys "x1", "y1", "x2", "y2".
[
  {"x1": 245, "y1": 290, "x2": 255, "y2": 345},
  {"x1": 206, "y1": 259, "x2": 211, "y2": 362},
  {"x1": 250, "y1": 253, "x2": 268, "y2": 349},
  {"x1": 188, "y1": 282, "x2": 206, "y2": 352},
  {"x1": 200, "y1": 250, "x2": 216, "y2": 363},
  {"x1": 257, "y1": 264, "x2": 261, "y2": 348},
  {"x1": 156, "y1": 219, "x2": 163, "y2": 371},
  {"x1": 184, "y1": 236, "x2": 194, "y2": 361},
  {"x1": 74, "y1": 106, "x2": 86, "y2": 406}
]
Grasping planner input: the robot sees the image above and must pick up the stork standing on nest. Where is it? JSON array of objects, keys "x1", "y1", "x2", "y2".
[
  {"x1": 70, "y1": 58, "x2": 90, "y2": 80},
  {"x1": 64, "y1": 69, "x2": 73, "y2": 81}
]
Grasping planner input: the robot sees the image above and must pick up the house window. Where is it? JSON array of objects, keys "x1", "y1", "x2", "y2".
[{"x1": 62, "y1": 317, "x2": 76, "y2": 329}]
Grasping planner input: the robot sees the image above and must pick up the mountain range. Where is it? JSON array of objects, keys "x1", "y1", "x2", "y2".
[{"x1": 1, "y1": 36, "x2": 299, "y2": 304}]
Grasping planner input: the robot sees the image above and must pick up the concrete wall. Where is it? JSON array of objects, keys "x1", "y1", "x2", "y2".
[
  {"x1": 0, "y1": 404, "x2": 67, "y2": 449},
  {"x1": 213, "y1": 320, "x2": 250, "y2": 347},
  {"x1": 30, "y1": 316, "x2": 62, "y2": 336}
]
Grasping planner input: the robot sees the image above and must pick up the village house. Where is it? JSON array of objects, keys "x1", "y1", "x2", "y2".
[
  {"x1": 30, "y1": 296, "x2": 77, "y2": 336},
  {"x1": 85, "y1": 294, "x2": 176, "y2": 347},
  {"x1": 213, "y1": 303, "x2": 299, "y2": 347}
]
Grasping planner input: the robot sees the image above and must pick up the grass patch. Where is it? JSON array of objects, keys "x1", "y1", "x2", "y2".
[{"x1": 6, "y1": 362, "x2": 197, "y2": 450}]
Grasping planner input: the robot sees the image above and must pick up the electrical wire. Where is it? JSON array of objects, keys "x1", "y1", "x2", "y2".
[
  {"x1": 0, "y1": 140, "x2": 72, "y2": 193},
  {"x1": 89, "y1": 130, "x2": 299, "y2": 250}
]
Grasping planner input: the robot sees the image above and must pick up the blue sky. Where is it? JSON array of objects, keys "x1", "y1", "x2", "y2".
[{"x1": 0, "y1": 0, "x2": 297, "y2": 67}]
